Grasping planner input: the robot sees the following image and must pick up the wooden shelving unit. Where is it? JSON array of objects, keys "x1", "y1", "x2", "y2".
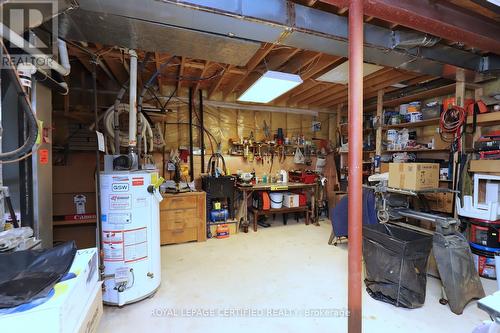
[
  {"x1": 466, "y1": 111, "x2": 500, "y2": 126},
  {"x1": 383, "y1": 148, "x2": 449, "y2": 153},
  {"x1": 382, "y1": 118, "x2": 440, "y2": 130}
]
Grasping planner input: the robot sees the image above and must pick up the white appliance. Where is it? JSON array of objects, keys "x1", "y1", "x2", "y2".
[
  {"x1": 0, "y1": 248, "x2": 102, "y2": 333},
  {"x1": 100, "y1": 170, "x2": 162, "y2": 306}
]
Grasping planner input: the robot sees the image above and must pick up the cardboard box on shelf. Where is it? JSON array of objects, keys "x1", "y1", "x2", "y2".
[
  {"x1": 470, "y1": 160, "x2": 500, "y2": 174},
  {"x1": 420, "y1": 192, "x2": 454, "y2": 214},
  {"x1": 388, "y1": 163, "x2": 439, "y2": 190},
  {"x1": 283, "y1": 193, "x2": 300, "y2": 208},
  {"x1": 53, "y1": 193, "x2": 96, "y2": 216},
  {"x1": 53, "y1": 153, "x2": 96, "y2": 194}
]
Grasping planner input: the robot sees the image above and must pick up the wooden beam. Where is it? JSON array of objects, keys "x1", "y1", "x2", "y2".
[
  {"x1": 155, "y1": 52, "x2": 163, "y2": 89},
  {"x1": 177, "y1": 56, "x2": 185, "y2": 95},
  {"x1": 300, "y1": 67, "x2": 394, "y2": 106},
  {"x1": 193, "y1": 60, "x2": 212, "y2": 93},
  {"x1": 273, "y1": 55, "x2": 344, "y2": 105},
  {"x1": 208, "y1": 64, "x2": 232, "y2": 98},
  {"x1": 279, "y1": 51, "x2": 321, "y2": 75},
  {"x1": 375, "y1": 89, "x2": 384, "y2": 159},
  {"x1": 236, "y1": 47, "x2": 301, "y2": 97},
  {"x1": 338, "y1": 7, "x2": 348, "y2": 14},
  {"x1": 222, "y1": 43, "x2": 275, "y2": 99},
  {"x1": 317, "y1": 72, "x2": 415, "y2": 107}
]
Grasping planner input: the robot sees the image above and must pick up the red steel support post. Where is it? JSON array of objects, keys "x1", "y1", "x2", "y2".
[{"x1": 348, "y1": 0, "x2": 363, "y2": 332}]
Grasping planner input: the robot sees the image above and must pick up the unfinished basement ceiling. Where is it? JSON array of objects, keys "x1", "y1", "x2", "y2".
[
  {"x1": 52, "y1": 0, "x2": 500, "y2": 83},
  {"x1": 68, "y1": 42, "x2": 436, "y2": 111}
]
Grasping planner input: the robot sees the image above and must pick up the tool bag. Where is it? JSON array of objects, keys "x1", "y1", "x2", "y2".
[{"x1": 252, "y1": 191, "x2": 270, "y2": 210}]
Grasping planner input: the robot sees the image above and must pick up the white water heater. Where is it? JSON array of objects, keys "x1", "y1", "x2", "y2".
[{"x1": 99, "y1": 170, "x2": 162, "y2": 306}]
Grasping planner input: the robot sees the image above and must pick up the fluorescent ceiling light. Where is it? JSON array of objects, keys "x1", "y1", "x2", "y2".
[
  {"x1": 486, "y1": 0, "x2": 500, "y2": 6},
  {"x1": 237, "y1": 70, "x2": 303, "y2": 103},
  {"x1": 317, "y1": 61, "x2": 383, "y2": 84},
  {"x1": 391, "y1": 83, "x2": 408, "y2": 88}
]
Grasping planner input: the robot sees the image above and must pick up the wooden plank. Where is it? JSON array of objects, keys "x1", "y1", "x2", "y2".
[
  {"x1": 222, "y1": 43, "x2": 275, "y2": 98},
  {"x1": 208, "y1": 64, "x2": 232, "y2": 98},
  {"x1": 177, "y1": 56, "x2": 185, "y2": 95},
  {"x1": 383, "y1": 84, "x2": 457, "y2": 108},
  {"x1": 193, "y1": 60, "x2": 212, "y2": 93},
  {"x1": 375, "y1": 90, "x2": 384, "y2": 158},
  {"x1": 382, "y1": 117, "x2": 440, "y2": 130}
]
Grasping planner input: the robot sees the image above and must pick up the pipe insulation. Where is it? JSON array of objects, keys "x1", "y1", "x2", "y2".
[
  {"x1": 128, "y1": 49, "x2": 138, "y2": 149},
  {"x1": 57, "y1": 39, "x2": 71, "y2": 74},
  {"x1": 103, "y1": 104, "x2": 153, "y2": 155},
  {"x1": 0, "y1": 41, "x2": 39, "y2": 161}
]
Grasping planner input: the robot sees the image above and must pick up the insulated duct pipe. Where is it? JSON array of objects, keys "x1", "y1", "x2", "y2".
[
  {"x1": 0, "y1": 23, "x2": 70, "y2": 77},
  {"x1": 128, "y1": 50, "x2": 138, "y2": 151},
  {"x1": 57, "y1": 39, "x2": 71, "y2": 75},
  {"x1": 348, "y1": 0, "x2": 364, "y2": 332},
  {"x1": 113, "y1": 82, "x2": 128, "y2": 153}
]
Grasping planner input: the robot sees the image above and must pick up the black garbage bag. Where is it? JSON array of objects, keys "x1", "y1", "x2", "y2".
[
  {"x1": 433, "y1": 232, "x2": 485, "y2": 315},
  {"x1": 363, "y1": 224, "x2": 433, "y2": 308},
  {"x1": 0, "y1": 241, "x2": 77, "y2": 308}
]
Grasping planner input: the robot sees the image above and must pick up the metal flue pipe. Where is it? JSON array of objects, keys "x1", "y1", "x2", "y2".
[
  {"x1": 347, "y1": 0, "x2": 364, "y2": 332},
  {"x1": 128, "y1": 50, "x2": 138, "y2": 151}
]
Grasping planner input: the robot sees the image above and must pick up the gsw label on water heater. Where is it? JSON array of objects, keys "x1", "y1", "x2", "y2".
[{"x1": 112, "y1": 183, "x2": 130, "y2": 192}]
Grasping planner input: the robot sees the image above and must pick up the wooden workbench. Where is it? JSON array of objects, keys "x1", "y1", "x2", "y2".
[{"x1": 236, "y1": 182, "x2": 318, "y2": 232}]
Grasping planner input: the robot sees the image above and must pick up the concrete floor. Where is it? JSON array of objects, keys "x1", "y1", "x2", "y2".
[{"x1": 98, "y1": 219, "x2": 497, "y2": 333}]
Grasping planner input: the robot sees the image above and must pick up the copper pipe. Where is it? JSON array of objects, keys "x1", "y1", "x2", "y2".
[{"x1": 348, "y1": 0, "x2": 364, "y2": 332}]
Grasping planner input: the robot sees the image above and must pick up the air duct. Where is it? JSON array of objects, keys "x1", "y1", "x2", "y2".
[{"x1": 392, "y1": 31, "x2": 441, "y2": 49}]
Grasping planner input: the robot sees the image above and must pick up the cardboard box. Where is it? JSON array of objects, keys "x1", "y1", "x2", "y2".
[
  {"x1": 388, "y1": 163, "x2": 439, "y2": 190},
  {"x1": 53, "y1": 224, "x2": 97, "y2": 249},
  {"x1": 208, "y1": 220, "x2": 238, "y2": 238},
  {"x1": 283, "y1": 193, "x2": 300, "y2": 208},
  {"x1": 53, "y1": 153, "x2": 96, "y2": 194},
  {"x1": 53, "y1": 193, "x2": 96, "y2": 216},
  {"x1": 421, "y1": 192, "x2": 454, "y2": 214},
  {"x1": 0, "y1": 249, "x2": 100, "y2": 333},
  {"x1": 380, "y1": 163, "x2": 389, "y2": 173},
  {"x1": 76, "y1": 283, "x2": 103, "y2": 333},
  {"x1": 470, "y1": 160, "x2": 500, "y2": 174}
]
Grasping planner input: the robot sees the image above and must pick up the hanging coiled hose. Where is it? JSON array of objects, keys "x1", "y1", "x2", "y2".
[
  {"x1": 0, "y1": 41, "x2": 39, "y2": 162},
  {"x1": 103, "y1": 103, "x2": 153, "y2": 154},
  {"x1": 439, "y1": 105, "x2": 466, "y2": 144}
]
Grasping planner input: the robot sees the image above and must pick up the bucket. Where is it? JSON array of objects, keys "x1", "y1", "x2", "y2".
[
  {"x1": 269, "y1": 192, "x2": 284, "y2": 209},
  {"x1": 470, "y1": 218, "x2": 500, "y2": 248},
  {"x1": 470, "y1": 242, "x2": 499, "y2": 280}
]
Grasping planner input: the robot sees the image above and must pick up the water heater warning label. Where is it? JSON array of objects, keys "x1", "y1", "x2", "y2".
[
  {"x1": 124, "y1": 227, "x2": 148, "y2": 263},
  {"x1": 109, "y1": 194, "x2": 132, "y2": 210},
  {"x1": 102, "y1": 241, "x2": 124, "y2": 262}
]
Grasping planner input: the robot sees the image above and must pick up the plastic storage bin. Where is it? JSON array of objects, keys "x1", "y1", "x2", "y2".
[{"x1": 363, "y1": 224, "x2": 433, "y2": 308}]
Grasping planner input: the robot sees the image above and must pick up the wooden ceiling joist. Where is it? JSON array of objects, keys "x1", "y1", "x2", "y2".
[{"x1": 222, "y1": 43, "x2": 275, "y2": 99}]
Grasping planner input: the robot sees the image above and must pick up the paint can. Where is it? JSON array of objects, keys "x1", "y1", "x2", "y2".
[
  {"x1": 470, "y1": 242, "x2": 499, "y2": 280},
  {"x1": 470, "y1": 218, "x2": 500, "y2": 248}
]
